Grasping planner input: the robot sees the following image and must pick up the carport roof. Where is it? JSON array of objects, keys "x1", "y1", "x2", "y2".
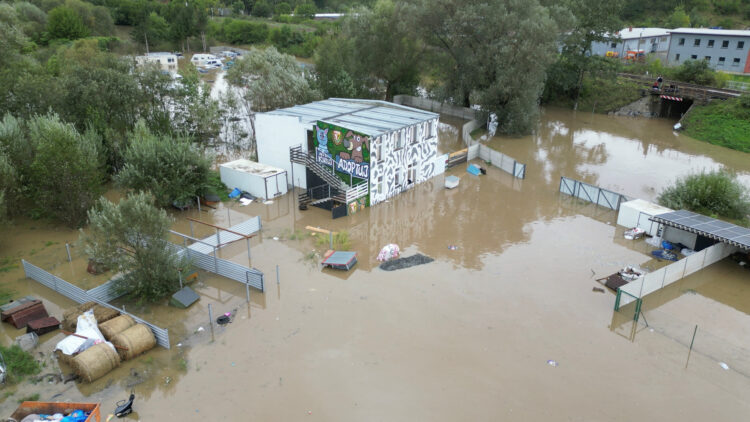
[
  {"x1": 265, "y1": 98, "x2": 438, "y2": 136},
  {"x1": 651, "y1": 210, "x2": 750, "y2": 250}
]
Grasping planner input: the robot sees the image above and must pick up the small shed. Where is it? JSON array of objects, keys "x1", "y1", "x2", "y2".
[
  {"x1": 616, "y1": 199, "x2": 672, "y2": 237},
  {"x1": 220, "y1": 159, "x2": 288, "y2": 200}
]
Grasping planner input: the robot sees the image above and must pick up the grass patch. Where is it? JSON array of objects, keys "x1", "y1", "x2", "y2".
[
  {"x1": 682, "y1": 97, "x2": 750, "y2": 153},
  {"x1": 205, "y1": 170, "x2": 230, "y2": 201},
  {"x1": 0, "y1": 256, "x2": 18, "y2": 273},
  {"x1": 313, "y1": 230, "x2": 351, "y2": 251},
  {"x1": 0, "y1": 345, "x2": 41, "y2": 384},
  {"x1": 17, "y1": 393, "x2": 40, "y2": 403}
]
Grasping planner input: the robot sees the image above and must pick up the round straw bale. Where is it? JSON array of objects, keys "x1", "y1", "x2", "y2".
[
  {"x1": 71, "y1": 343, "x2": 120, "y2": 383},
  {"x1": 62, "y1": 302, "x2": 120, "y2": 331},
  {"x1": 111, "y1": 324, "x2": 156, "y2": 361},
  {"x1": 54, "y1": 349, "x2": 75, "y2": 367},
  {"x1": 99, "y1": 315, "x2": 136, "y2": 340}
]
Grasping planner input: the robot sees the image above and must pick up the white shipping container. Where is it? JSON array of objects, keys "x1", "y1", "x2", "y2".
[
  {"x1": 616, "y1": 199, "x2": 673, "y2": 237},
  {"x1": 220, "y1": 159, "x2": 288, "y2": 200}
]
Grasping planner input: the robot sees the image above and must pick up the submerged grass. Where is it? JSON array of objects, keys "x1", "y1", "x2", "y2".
[
  {"x1": 0, "y1": 345, "x2": 41, "y2": 384},
  {"x1": 313, "y1": 230, "x2": 351, "y2": 251},
  {"x1": 658, "y1": 170, "x2": 750, "y2": 225}
]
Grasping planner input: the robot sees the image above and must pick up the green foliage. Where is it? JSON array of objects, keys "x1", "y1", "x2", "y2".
[
  {"x1": 80, "y1": 192, "x2": 191, "y2": 302},
  {"x1": 666, "y1": 6, "x2": 690, "y2": 28},
  {"x1": 46, "y1": 6, "x2": 89, "y2": 40},
  {"x1": 27, "y1": 114, "x2": 105, "y2": 228},
  {"x1": 275, "y1": 2, "x2": 291, "y2": 15},
  {"x1": 547, "y1": 73, "x2": 642, "y2": 113},
  {"x1": 222, "y1": 18, "x2": 269, "y2": 44},
  {"x1": 252, "y1": 0, "x2": 272, "y2": 17},
  {"x1": 294, "y1": 2, "x2": 316, "y2": 20},
  {"x1": 0, "y1": 344, "x2": 41, "y2": 384},
  {"x1": 672, "y1": 60, "x2": 716, "y2": 86},
  {"x1": 116, "y1": 121, "x2": 213, "y2": 207},
  {"x1": 682, "y1": 97, "x2": 750, "y2": 153},
  {"x1": 18, "y1": 393, "x2": 41, "y2": 403},
  {"x1": 413, "y1": 0, "x2": 560, "y2": 135},
  {"x1": 226, "y1": 47, "x2": 321, "y2": 112},
  {"x1": 205, "y1": 170, "x2": 229, "y2": 201},
  {"x1": 658, "y1": 170, "x2": 750, "y2": 221}
]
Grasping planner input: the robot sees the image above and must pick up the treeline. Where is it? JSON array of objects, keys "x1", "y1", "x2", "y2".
[
  {"x1": 621, "y1": 0, "x2": 750, "y2": 29},
  {"x1": 207, "y1": 18, "x2": 323, "y2": 57},
  {"x1": 0, "y1": 3, "x2": 229, "y2": 228}
]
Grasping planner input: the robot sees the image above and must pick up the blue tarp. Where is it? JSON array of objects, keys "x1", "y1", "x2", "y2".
[
  {"x1": 467, "y1": 164, "x2": 480, "y2": 176},
  {"x1": 228, "y1": 188, "x2": 241, "y2": 198}
]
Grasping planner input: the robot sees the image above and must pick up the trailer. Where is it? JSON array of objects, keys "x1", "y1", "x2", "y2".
[
  {"x1": 220, "y1": 159, "x2": 288, "y2": 201},
  {"x1": 616, "y1": 199, "x2": 672, "y2": 237}
]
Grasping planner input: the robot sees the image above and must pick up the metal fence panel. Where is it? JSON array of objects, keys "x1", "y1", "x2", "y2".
[
  {"x1": 559, "y1": 177, "x2": 626, "y2": 211},
  {"x1": 177, "y1": 244, "x2": 265, "y2": 291},
  {"x1": 478, "y1": 144, "x2": 491, "y2": 161},
  {"x1": 86, "y1": 276, "x2": 126, "y2": 302},
  {"x1": 513, "y1": 162, "x2": 525, "y2": 179},
  {"x1": 22, "y1": 260, "x2": 170, "y2": 349}
]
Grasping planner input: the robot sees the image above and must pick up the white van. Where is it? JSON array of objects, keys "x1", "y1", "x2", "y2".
[{"x1": 190, "y1": 54, "x2": 222, "y2": 65}]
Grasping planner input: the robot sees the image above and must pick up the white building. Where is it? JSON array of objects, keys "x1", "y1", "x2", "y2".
[
  {"x1": 666, "y1": 28, "x2": 750, "y2": 73},
  {"x1": 591, "y1": 27, "x2": 671, "y2": 61},
  {"x1": 134, "y1": 52, "x2": 178, "y2": 71},
  {"x1": 255, "y1": 99, "x2": 440, "y2": 216},
  {"x1": 190, "y1": 53, "x2": 222, "y2": 66}
]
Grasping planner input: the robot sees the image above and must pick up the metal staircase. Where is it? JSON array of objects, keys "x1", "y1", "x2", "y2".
[{"x1": 289, "y1": 145, "x2": 348, "y2": 190}]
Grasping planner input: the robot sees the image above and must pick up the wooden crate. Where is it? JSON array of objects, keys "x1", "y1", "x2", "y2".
[
  {"x1": 7, "y1": 302, "x2": 48, "y2": 329},
  {"x1": 11, "y1": 402, "x2": 101, "y2": 422},
  {"x1": 1, "y1": 300, "x2": 41, "y2": 321},
  {"x1": 27, "y1": 316, "x2": 60, "y2": 335}
]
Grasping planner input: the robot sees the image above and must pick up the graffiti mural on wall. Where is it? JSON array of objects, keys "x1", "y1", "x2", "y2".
[{"x1": 314, "y1": 121, "x2": 371, "y2": 182}]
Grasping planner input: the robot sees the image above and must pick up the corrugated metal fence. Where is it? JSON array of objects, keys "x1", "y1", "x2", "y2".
[
  {"x1": 559, "y1": 176, "x2": 626, "y2": 210},
  {"x1": 22, "y1": 260, "x2": 170, "y2": 349},
  {"x1": 168, "y1": 242, "x2": 264, "y2": 291}
]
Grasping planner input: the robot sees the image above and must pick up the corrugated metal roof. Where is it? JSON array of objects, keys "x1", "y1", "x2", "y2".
[
  {"x1": 668, "y1": 28, "x2": 750, "y2": 37},
  {"x1": 265, "y1": 99, "x2": 438, "y2": 136},
  {"x1": 616, "y1": 27, "x2": 670, "y2": 40}
]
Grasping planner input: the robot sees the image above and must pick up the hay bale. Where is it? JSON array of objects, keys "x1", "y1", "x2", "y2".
[
  {"x1": 71, "y1": 343, "x2": 120, "y2": 383},
  {"x1": 62, "y1": 302, "x2": 119, "y2": 331},
  {"x1": 111, "y1": 324, "x2": 156, "y2": 361},
  {"x1": 99, "y1": 315, "x2": 135, "y2": 340}
]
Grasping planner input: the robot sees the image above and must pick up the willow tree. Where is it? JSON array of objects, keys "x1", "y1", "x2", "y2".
[{"x1": 411, "y1": 0, "x2": 560, "y2": 135}]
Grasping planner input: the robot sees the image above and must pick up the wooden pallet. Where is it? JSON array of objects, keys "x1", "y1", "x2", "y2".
[{"x1": 27, "y1": 316, "x2": 60, "y2": 335}]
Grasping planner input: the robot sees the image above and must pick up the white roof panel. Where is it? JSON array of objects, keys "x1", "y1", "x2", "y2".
[{"x1": 668, "y1": 28, "x2": 750, "y2": 37}]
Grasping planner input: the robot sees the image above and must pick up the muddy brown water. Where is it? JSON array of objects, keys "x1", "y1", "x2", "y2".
[{"x1": 1, "y1": 107, "x2": 750, "y2": 420}]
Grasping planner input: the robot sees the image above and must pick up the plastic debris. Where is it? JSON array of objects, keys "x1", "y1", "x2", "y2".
[
  {"x1": 719, "y1": 362, "x2": 730, "y2": 370},
  {"x1": 263, "y1": 200, "x2": 274, "y2": 205},
  {"x1": 228, "y1": 188, "x2": 241, "y2": 199},
  {"x1": 547, "y1": 360, "x2": 558, "y2": 367},
  {"x1": 448, "y1": 245, "x2": 458, "y2": 250},
  {"x1": 177, "y1": 343, "x2": 182, "y2": 347},
  {"x1": 377, "y1": 244, "x2": 400, "y2": 262},
  {"x1": 273, "y1": 236, "x2": 279, "y2": 241},
  {"x1": 239, "y1": 197, "x2": 252, "y2": 206},
  {"x1": 196, "y1": 326, "x2": 205, "y2": 332}
]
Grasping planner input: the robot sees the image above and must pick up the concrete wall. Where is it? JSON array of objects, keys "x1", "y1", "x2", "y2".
[
  {"x1": 667, "y1": 34, "x2": 750, "y2": 73},
  {"x1": 393, "y1": 95, "x2": 483, "y2": 146},
  {"x1": 255, "y1": 113, "x2": 309, "y2": 189}
]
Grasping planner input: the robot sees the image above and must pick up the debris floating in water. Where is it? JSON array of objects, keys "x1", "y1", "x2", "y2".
[
  {"x1": 547, "y1": 360, "x2": 558, "y2": 367},
  {"x1": 719, "y1": 362, "x2": 730, "y2": 370},
  {"x1": 448, "y1": 245, "x2": 458, "y2": 250}
]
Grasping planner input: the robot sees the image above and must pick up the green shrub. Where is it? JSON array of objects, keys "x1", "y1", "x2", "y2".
[
  {"x1": 223, "y1": 19, "x2": 269, "y2": 44},
  {"x1": 0, "y1": 344, "x2": 41, "y2": 384},
  {"x1": 116, "y1": 121, "x2": 212, "y2": 207},
  {"x1": 658, "y1": 170, "x2": 750, "y2": 221}
]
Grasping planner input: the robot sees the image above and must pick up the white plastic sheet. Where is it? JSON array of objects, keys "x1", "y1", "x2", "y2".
[{"x1": 55, "y1": 310, "x2": 116, "y2": 355}]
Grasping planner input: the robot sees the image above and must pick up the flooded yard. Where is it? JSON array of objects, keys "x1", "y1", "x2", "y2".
[{"x1": 1, "y1": 107, "x2": 750, "y2": 420}]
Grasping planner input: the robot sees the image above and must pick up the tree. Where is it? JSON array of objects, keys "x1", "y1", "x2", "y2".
[
  {"x1": 275, "y1": 2, "x2": 291, "y2": 15},
  {"x1": 294, "y1": 2, "x2": 316, "y2": 19},
  {"x1": 541, "y1": 0, "x2": 621, "y2": 108},
  {"x1": 226, "y1": 47, "x2": 321, "y2": 111},
  {"x1": 412, "y1": 0, "x2": 560, "y2": 134},
  {"x1": 27, "y1": 113, "x2": 105, "y2": 227},
  {"x1": 666, "y1": 6, "x2": 690, "y2": 28},
  {"x1": 0, "y1": 150, "x2": 14, "y2": 225},
  {"x1": 252, "y1": 0, "x2": 271, "y2": 17},
  {"x1": 46, "y1": 6, "x2": 89, "y2": 40},
  {"x1": 226, "y1": 47, "x2": 321, "y2": 157},
  {"x1": 132, "y1": 11, "x2": 169, "y2": 54},
  {"x1": 116, "y1": 121, "x2": 213, "y2": 207},
  {"x1": 80, "y1": 192, "x2": 191, "y2": 303},
  {"x1": 325, "y1": 1, "x2": 423, "y2": 101},
  {"x1": 658, "y1": 170, "x2": 750, "y2": 221}
]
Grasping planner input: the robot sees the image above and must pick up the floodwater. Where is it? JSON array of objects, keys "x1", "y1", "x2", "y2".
[
  {"x1": 2, "y1": 108, "x2": 750, "y2": 420},
  {"x1": 437, "y1": 114, "x2": 469, "y2": 154}
]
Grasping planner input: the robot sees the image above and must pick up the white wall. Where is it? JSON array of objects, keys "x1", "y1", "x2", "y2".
[
  {"x1": 219, "y1": 165, "x2": 267, "y2": 198},
  {"x1": 256, "y1": 113, "x2": 309, "y2": 189},
  {"x1": 369, "y1": 118, "x2": 439, "y2": 206}
]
